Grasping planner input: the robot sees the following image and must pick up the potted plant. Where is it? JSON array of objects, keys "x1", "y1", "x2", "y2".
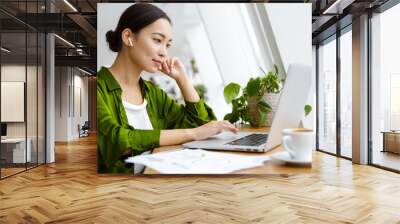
[
  {"x1": 223, "y1": 80, "x2": 272, "y2": 127},
  {"x1": 260, "y1": 64, "x2": 284, "y2": 126},
  {"x1": 244, "y1": 77, "x2": 274, "y2": 127},
  {"x1": 223, "y1": 66, "x2": 284, "y2": 127},
  {"x1": 223, "y1": 65, "x2": 284, "y2": 127}
]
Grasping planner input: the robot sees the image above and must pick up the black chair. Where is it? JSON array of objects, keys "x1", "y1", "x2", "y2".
[{"x1": 78, "y1": 121, "x2": 90, "y2": 138}]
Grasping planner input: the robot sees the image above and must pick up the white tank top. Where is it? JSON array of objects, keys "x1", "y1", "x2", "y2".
[
  {"x1": 122, "y1": 99, "x2": 153, "y2": 174},
  {"x1": 122, "y1": 99, "x2": 153, "y2": 130}
]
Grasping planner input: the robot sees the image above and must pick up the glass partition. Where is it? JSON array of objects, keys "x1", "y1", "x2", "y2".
[
  {"x1": 0, "y1": 0, "x2": 46, "y2": 179},
  {"x1": 1, "y1": 31, "x2": 28, "y2": 177},
  {"x1": 317, "y1": 36, "x2": 337, "y2": 155},
  {"x1": 339, "y1": 28, "x2": 352, "y2": 158},
  {"x1": 371, "y1": 3, "x2": 400, "y2": 171}
]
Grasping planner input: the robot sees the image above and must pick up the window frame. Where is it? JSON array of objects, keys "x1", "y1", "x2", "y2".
[{"x1": 315, "y1": 24, "x2": 352, "y2": 161}]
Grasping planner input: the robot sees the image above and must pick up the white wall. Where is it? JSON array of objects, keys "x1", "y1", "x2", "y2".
[
  {"x1": 1, "y1": 65, "x2": 41, "y2": 137},
  {"x1": 1, "y1": 64, "x2": 46, "y2": 163},
  {"x1": 55, "y1": 67, "x2": 68, "y2": 141},
  {"x1": 265, "y1": 4, "x2": 312, "y2": 72},
  {"x1": 266, "y1": 4, "x2": 314, "y2": 128},
  {"x1": 55, "y1": 67, "x2": 89, "y2": 141},
  {"x1": 73, "y1": 74, "x2": 89, "y2": 138}
]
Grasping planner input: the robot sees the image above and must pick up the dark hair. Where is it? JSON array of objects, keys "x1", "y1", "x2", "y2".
[{"x1": 106, "y1": 3, "x2": 171, "y2": 52}]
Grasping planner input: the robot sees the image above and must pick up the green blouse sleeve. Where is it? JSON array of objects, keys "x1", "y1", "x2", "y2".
[
  {"x1": 97, "y1": 86, "x2": 160, "y2": 169},
  {"x1": 153, "y1": 84, "x2": 217, "y2": 129}
]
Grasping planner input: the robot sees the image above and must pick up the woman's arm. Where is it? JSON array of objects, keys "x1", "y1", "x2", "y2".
[
  {"x1": 160, "y1": 57, "x2": 200, "y2": 102},
  {"x1": 156, "y1": 56, "x2": 238, "y2": 143},
  {"x1": 160, "y1": 121, "x2": 238, "y2": 146},
  {"x1": 176, "y1": 75, "x2": 200, "y2": 103},
  {"x1": 156, "y1": 57, "x2": 217, "y2": 129},
  {"x1": 160, "y1": 129, "x2": 193, "y2": 146}
]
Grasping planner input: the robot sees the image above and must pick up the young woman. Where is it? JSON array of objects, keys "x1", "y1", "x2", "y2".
[{"x1": 97, "y1": 3, "x2": 238, "y2": 173}]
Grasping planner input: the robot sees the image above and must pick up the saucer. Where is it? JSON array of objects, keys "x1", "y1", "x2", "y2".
[{"x1": 270, "y1": 151, "x2": 311, "y2": 164}]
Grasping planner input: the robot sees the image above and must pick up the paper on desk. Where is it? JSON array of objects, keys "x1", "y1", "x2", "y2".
[{"x1": 125, "y1": 149, "x2": 271, "y2": 174}]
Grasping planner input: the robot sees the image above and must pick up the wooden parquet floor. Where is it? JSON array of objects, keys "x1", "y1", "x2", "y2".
[{"x1": 1, "y1": 135, "x2": 400, "y2": 223}]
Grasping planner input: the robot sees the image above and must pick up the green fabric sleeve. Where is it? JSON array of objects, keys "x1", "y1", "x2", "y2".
[
  {"x1": 152, "y1": 85, "x2": 217, "y2": 129},
  {"x1": 97, "y1": 86, "x2": 160, "y2": 169}
]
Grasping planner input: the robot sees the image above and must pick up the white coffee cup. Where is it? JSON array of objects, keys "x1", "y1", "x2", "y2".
[{"x1": 281, "y1": 128, "x2": 314, "y2": 161}]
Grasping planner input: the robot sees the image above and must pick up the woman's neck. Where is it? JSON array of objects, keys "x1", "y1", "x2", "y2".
[{"x1": 109, "y1": 51, "x2": 142, "y2": 89}]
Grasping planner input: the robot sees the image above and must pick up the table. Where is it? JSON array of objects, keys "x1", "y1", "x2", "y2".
[
  {"x1": 1, "y1": 138, "x2": 31, "y2": 164},
  {"x1": 381, "y1": 131, "x2": 400, "y2": 154},
  {"x1": 143, "y1": 126, "x2": 314, "y2": 175}
]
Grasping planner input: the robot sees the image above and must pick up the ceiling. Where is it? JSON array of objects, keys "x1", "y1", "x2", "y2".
[{"x1": 311, "y1": 0, "x2": 391, "y2": 44}]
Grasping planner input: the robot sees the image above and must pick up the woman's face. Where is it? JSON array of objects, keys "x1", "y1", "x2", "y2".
[{"x1": 127, "y1": 18, "x2": 173, "y2": 73}]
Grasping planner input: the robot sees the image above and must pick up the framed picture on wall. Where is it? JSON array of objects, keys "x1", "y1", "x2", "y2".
[{"x1": 1, "y1": 81, "x2": 25, "y2": 122}]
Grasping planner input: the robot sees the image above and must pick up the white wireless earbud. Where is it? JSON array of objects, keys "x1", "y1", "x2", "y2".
[{"x1": 128, "y1": 37, "x2": 133, "y2": 47}]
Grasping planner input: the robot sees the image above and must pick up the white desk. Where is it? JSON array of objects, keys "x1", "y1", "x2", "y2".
[{"x1": 1, "y1": 138, "x2": 31, "y2": 163}]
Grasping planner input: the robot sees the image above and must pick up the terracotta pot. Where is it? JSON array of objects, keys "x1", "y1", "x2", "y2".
[{"x1": 247, "y1": 96, "x2": 267, "y2": 127}]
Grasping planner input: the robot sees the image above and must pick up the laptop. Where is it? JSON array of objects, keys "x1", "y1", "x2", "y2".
[{"x1": 182, "y1": 64, "x2": 312, "y2": 153}]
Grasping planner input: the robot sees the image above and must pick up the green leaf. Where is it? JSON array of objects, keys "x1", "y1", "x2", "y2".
[
  {"x1": 246, "y1": 78, "x2": 261, "y2": 97},
  {"x1": 224, "y1": 113, "x2": 236, "y2": 123},
  {"x1": 304, "y1": 104, "x2": 312, "y2": 116},
  {"x1": 224, "y1": 113, "x2": 232, "y2": 121},
  {"x1": 231, "y1": 98, "x2": 242, "y2": 110},
  {"x1": 232, "y1": 112, "x2": 240, "y2": 123},
  {"x1": 258, "y1": 108, "x2": 267, "y2": 125},
  {"x1": 224, "y1": 82, "x2": 241, "y2": 103},
  {"x1": 224, "y1": 112, "x2": 239, "y2": 123},
  {"x1": 258, "y1": 100, "x2": 272, "y2": 112}
]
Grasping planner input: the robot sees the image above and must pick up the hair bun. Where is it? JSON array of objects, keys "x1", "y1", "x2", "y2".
[
  {"x1": 106, "y1": 30, "x2": 120, "y2": 52},
  {"x1": 105, "y1": 3, "x2": 171, "y2": 53}
]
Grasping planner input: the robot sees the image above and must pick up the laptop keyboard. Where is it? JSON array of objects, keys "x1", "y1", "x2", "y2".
[{"x1": 226, "y1": 134, "x2": 268, "y2": 146}]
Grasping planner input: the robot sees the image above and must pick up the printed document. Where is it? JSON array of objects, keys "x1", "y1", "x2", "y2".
[{"x1": 125, "y1": 149, "x2": 270, "y2": 174}]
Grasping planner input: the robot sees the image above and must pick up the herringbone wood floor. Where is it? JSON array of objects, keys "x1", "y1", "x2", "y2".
[{"x1": 1, "y1": 135, "x2": 400, "y2": 223}]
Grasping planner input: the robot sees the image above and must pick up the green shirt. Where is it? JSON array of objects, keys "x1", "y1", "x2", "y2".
[{"x1": 97, "y1": 67, "x2": 216, "y2": 173}]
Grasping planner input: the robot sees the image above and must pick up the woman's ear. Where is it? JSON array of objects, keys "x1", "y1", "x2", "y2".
[{"x1": 122, "y1": 28, "x2": 134, "y2": 47}]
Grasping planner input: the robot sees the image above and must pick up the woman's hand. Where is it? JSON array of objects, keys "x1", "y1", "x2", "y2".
[
  {"x1": 159, "y1": 121, "x2": 239, "y2": 146},
  {"x1": 159, "y1": 56, "x2": 200, "y2": 102},
  {"x1": 159, "y1": 57, "x2": 187, "y2": 82},
  {"x1": 190, "y1": 121, "x2": 239, "y2": 141}
]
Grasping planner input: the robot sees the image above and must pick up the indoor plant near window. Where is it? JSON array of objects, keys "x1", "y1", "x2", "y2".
[
  {"x1": 260, "y1": 64, "x2": 283, "y2": 126},
  {"x1": 223, "y1": 65, "x2": 283, "y2": 127}
]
